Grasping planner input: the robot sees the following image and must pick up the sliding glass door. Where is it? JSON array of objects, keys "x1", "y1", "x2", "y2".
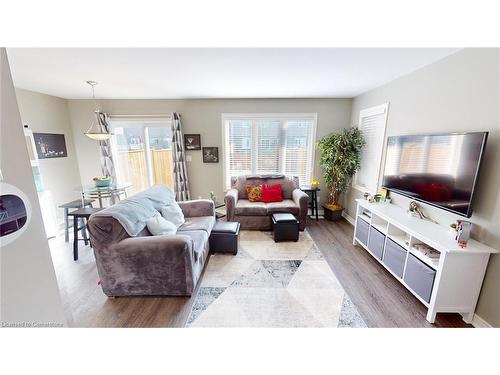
[{"x1": 110, "y1": 119, "x2": 173, "y2": 195}]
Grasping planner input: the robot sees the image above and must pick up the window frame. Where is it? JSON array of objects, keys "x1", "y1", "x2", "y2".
[
  {"x1": 221, "y1": 113, "x2": 317, "y2": 190},
  {"x1": 108, "y1": 117, "x2": 172, "y2": 189},
  {"x1": 352, "y1": 103, "x2": 390, "y2": 194}
]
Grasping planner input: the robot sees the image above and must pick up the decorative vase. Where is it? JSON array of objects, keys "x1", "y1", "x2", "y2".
[
  {"x1": 449, "y1": 226, "x2": 457, "y2": 238},
  {"x1": 209, "y1": 191, "x2": 216, "y2": 203}
]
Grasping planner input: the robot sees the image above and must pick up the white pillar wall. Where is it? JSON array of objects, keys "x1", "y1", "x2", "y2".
[{"x1": 0, "y1": 48, "x2": 67, "y2": 327}]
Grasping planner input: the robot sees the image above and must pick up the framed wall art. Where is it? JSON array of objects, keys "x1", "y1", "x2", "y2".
[
  {"x1": 184, "y1": 134, "x2": 201, "y2": 150},
  {"x1": 202, "y1": 147, "x2": 219, "y2": 163},
  {"x1": 33, "y1": 133, "x2": 68, "y2": 159}
]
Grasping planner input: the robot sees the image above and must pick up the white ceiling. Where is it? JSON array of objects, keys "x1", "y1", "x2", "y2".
[{"x1": 7, "y1": 48, "x2": 460, "y2": 99}]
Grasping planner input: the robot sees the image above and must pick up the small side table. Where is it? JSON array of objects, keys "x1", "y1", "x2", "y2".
[
  {"x1": 67, "y1": 207, "x2": 103, "y2": 261},
  {"x1": 214, "y1": 201, "x2": 226, "y2": 220},
  {"x1": 300, "y1": 186, "x2": 320, "y2": 221}
]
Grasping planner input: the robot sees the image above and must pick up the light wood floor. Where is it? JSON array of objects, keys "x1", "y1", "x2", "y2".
[
  {"x1": 50, "y1": 219, "x2": 471, "y2": 328},
  {"x1": 307, "y1": 219, "x2": 471, "y2": 328},
  {"x1": 50, "y1": 233, "x2": 199, "y2": 328}
]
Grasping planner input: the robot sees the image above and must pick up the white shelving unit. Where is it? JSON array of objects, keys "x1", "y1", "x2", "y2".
[
  {"x1": 409, "y1": 247, "x2": 439, "y2": 270},
  {"x1": 353, "y1": 199, "x2": 498, "y2": 323}
]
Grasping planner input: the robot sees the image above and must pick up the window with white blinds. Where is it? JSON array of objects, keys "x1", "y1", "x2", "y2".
[
  {"x1": 223, "y1": 114, "x2": 317, "y2": 189},
  {"x1": 227, "y1": 119, "x2": 253, "y2": 177},
  {"x1": 256, "y1": 119, "x2": 281, "y2": 175},
  {"x1": 353, "y1": 103, "x2": 389, "y2": 193}
]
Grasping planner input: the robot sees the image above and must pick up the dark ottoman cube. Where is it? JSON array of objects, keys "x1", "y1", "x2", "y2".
[
  {"x1": 209, "y1": 221, "x2": 240, "y2": 254},
  {"x1": 272, "y1": 213, "x2": 299, "y2": 242}
]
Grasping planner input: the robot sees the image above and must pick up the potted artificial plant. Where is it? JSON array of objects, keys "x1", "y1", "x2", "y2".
[{"x1": 317, "y1": 127, "x2": 365, "y2": 221}]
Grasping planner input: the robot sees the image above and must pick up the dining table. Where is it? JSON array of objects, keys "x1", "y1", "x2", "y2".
[{"x1": 76, "y1": 183, "x2": 132, "y2": 208}]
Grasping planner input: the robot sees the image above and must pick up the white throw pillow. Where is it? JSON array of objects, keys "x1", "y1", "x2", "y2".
[
  {"x1": 161, "y1": 202, "x2": 185, "y2": 228},
  {"x1": 146, "y1": 214, "x2": 177, "y2": 236}
]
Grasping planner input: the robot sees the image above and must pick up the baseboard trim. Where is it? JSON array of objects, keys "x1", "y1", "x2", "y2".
[
  {"x1": 471, "y1": 314, "x2": 492, "y2": 328},
  {"x1": 342, "y1": 211, "x2": 355, "y2": 225}
]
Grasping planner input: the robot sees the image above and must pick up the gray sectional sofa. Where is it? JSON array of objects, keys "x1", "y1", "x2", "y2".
[
  {"x1": 87, "y1": 186, "x2": 215, "y2": 297},
  {"x1": 225, "y1": 175, "x2": 309, "y2": 230}
]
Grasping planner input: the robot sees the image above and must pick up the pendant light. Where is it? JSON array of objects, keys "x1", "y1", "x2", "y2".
[{"x1": 84, "y1": 80, "x2": 113, "y2": 141}]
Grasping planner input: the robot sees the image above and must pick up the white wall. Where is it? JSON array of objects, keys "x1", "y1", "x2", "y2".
[
  {"x1": 0, "y1": 49, "x2": 66, "y2": 326},
  {"x1": 15, "y1": 88, "x2": 82, "y2": 225},
  {"x1": 67, "y1": 98, "x2": 353, "y2": 204},
  {"x1": 347, "y1": 48, "x2": 500, "y2": 326}
]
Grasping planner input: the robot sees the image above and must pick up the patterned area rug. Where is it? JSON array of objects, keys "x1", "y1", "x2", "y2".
[{"x1": 187, "y1": 230, "x2": 366, "y2": 327}]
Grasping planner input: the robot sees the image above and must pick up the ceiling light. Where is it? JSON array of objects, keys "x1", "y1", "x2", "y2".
[{"x1": 84, "y1": 81, "x2": 113, "y2": 141}]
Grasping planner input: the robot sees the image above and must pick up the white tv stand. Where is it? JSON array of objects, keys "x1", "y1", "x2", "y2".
[{"x1": 353, "y1": 199, "x2": 498, "y2": 324}]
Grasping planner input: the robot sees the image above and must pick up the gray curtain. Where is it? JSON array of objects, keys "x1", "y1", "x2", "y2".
[
  {"x1": 171, "y1": 112, "x2": 191, "y2": 201},
  {"x1": 97, "y1": 112, "x2": 116, "y2": 180}
]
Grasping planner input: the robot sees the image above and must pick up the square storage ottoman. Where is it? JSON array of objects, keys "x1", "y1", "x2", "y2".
[
  {"x1": 272, "y1": 213, "x2": 299, "y2": 242},
  {"x1": 209, "y1": 221, "x2": 240, "y2": 255}
]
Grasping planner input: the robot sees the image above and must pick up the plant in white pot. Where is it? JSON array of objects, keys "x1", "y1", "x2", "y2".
[{"x1": 317, "y1": 127, "x2": 365, "y2": 221}]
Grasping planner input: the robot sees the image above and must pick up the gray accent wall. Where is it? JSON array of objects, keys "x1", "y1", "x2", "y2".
[
  {"x1": 15, "y1": 88, "x2": 82, "y2": 225},
  {"x1": 346, "y1": 48, "x2": 500, "y2": 326},
  {"x1": 67, "y1": 98, "x2": 353, "y2": 204}
]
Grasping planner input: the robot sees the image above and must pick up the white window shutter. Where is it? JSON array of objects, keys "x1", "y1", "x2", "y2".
[
  {"x1": 282, "y1": 119, "x2": 314, "y2": 185},
  {"x1": 354, "y1": 103, "x2": 389, "y2": 194}
]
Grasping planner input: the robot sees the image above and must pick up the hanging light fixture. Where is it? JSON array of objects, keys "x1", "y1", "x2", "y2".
[{"x1": 84, "y1": 80, "x2": 113, "y2": 141}]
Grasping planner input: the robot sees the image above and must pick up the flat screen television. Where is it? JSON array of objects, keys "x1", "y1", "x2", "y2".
[{"x1": 382, "y1": 132, "x2": 488, "y2": 217}]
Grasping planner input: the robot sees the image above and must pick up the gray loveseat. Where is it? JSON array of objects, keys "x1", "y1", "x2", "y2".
[
  {"x1": 87, "y1": 186, "x2": 215, "y2": 297},
  {"x1": 225, "y1": 175, "x2": 309, "y2": 231}
]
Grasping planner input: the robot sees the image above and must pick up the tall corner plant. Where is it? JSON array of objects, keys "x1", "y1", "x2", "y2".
[{"x1": 317, "y1": 127, "x2": 365, "y2": 209}]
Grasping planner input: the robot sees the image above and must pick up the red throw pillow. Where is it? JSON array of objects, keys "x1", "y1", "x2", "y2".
[{"x1": 261, "y1": 183, "x2": 283, "y2": 203}]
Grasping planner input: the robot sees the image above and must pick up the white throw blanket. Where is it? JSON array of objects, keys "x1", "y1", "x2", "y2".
[{"x1": 92, "y1": 184, "x2": 176, "y2": 236}]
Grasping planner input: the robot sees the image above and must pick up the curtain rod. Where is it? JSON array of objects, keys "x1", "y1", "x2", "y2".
[{"x1": 108, "y1": 114, "x2": 172, "y2": 118}]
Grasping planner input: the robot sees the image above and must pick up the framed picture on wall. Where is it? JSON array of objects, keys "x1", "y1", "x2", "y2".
[
  {"x1": 202, "y1": 147, "x2": 219, "y2": 163},
  {"x1": 184, "y1": 134, "x2": 201, "y2": 150},
  {"x1": 33, "y1": 133, "x2": 68, "y2": 159}
]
